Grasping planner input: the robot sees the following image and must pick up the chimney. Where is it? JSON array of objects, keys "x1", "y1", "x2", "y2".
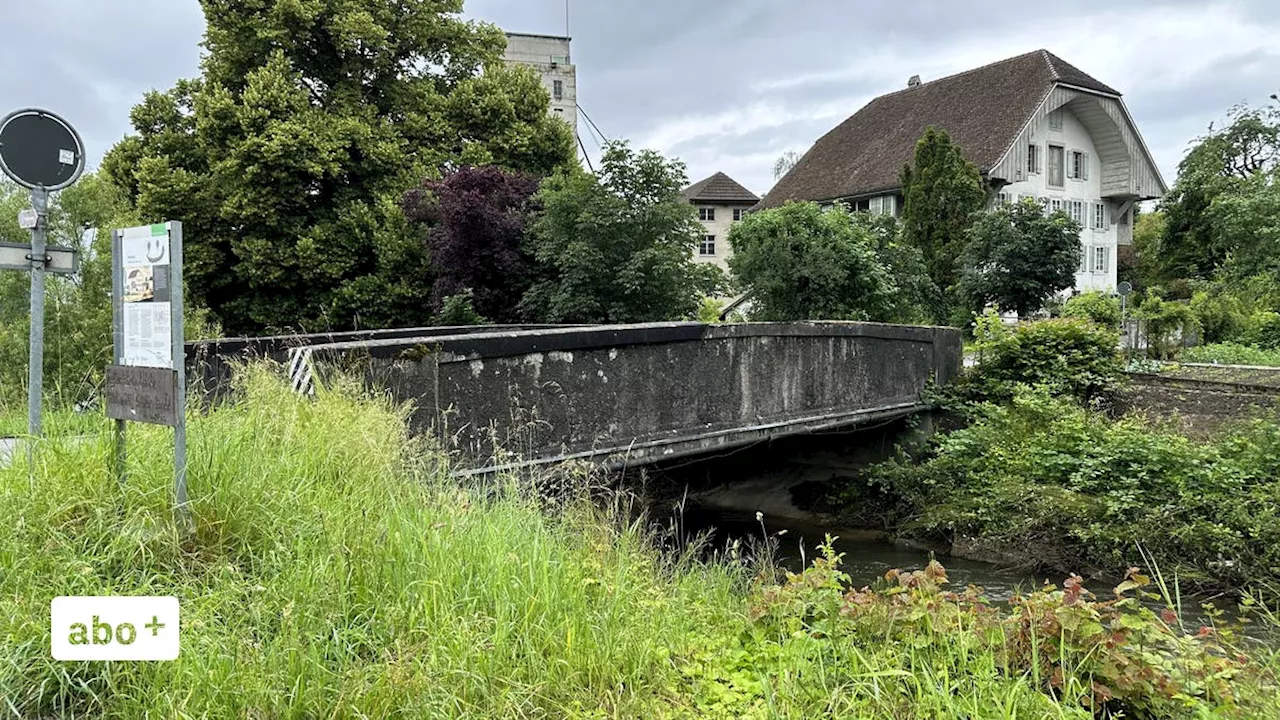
[{"x1": 908, "y1": 75, "x2": 922, "y2": 88}]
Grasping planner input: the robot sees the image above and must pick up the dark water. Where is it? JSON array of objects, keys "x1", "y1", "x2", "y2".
[
  {"x1": 663, "y1": 502, "x2": 1279, "y2": 644},
  {"x1": 673, "y1": 503, "x2": 1054, "y2": 599}
]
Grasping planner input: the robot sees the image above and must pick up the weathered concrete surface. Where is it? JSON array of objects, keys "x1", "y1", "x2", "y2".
[{"x1": 284, "y1": 322, "x2": 962, "y2": 474}]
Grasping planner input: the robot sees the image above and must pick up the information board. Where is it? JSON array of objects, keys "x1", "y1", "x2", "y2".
[{"x1": 118, "y1": 224, "x2": 175, "y2": 368}]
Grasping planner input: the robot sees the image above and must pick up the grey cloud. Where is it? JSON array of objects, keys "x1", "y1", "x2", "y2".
[{"x1": 6, "y1": 0, "x2": 1280, "y2": 195}]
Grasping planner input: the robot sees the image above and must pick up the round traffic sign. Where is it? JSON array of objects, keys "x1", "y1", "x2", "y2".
[
  {"x1": 0, "y1": 108, "x2": 85, "y2": 191},
  {"x1": 1116, "y1": 281, "x2": 1133, "y2": 297}
]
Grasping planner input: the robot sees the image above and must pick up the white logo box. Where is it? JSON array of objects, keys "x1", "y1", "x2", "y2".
[{"x1": 51, "y1": 596, "x2": 180, "y2": 661}]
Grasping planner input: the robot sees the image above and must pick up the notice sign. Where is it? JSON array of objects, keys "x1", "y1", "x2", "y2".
[{"x1": 119, "y1": 224, "x2": 173, "y2": 368}]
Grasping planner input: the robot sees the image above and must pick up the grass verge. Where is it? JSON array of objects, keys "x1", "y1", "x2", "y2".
[{"x1": 2, "y1": 366, "x2": 1277, "y2": 717}]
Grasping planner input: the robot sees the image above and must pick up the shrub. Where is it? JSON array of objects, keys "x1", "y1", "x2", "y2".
[
  {"x1": 1062, "y1": 291, "x2": 1122, "y2": 328},
  {"x1": 1246, "y1": 311, "x2": 1280, "y2": 350},
  {"x1": 1137, "y1": 296, "x2": 1200, "y2": 360},
  {"x1": 863, "y1": 389, "x2": 1280, "y2": 595},
  {"x1": 1191, "y1": 290, "x2": 1251, "y2": 344},
  {"x1": 960, "y1": 315, "x2": 1124, "y2": 406}
]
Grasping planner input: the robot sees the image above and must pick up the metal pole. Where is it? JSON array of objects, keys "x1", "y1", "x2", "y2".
[
  {"x1": 170, "y1": 222, "x2": 189, "y2": 529},
  {"x1": 27, "y1": 187, "x2": 48, "y2": 452},
  {"x1": 111, "y1": 229, "x2": 127, "y2": 484}
]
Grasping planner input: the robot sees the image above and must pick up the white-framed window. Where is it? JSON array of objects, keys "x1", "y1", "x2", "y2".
[
  {"x1": 1093, "y1": 202, "x2": 1109, "y2": 231},
  {"x1": 993, "y1": 192, "x2": 1012, "y2": 208},
  {"x1": 699, "y1": 235, "x2": 716, "y2": 256},
  {"x1": 1028, "y1": 143, "x2": 1042, "y2": 174},
  {"x1": 1068, "y1": 200, "x2": 1085, "y2": 225},
  {"x1": 1050, "y1": 198, "x2": 1064, "y2": 214},
  {"x1": 1018, "y1": 193, "x2": 1035, "y2": 205},
  {"x1": 1069, "y1": 150, "x2": 1089, "y2": 180},
  {"x1": 553, "y1": 80, "x2": 564, "y2": 100},
  {"x1": 733, "y1": 208, "x2": 747, "y2": 221},
  {"x1": 1047, "y1": 144, "x2": 1065, "y2": 187},
  {"x1": 698, "y1": 207, "x2": 715, "y2": 222},
  {"x1": 1093, "y1": 246, "x2": 1108, "y2": 273},
  {"x1": 1049, "y1": 110, "x2": 1064, "y2": 131}
]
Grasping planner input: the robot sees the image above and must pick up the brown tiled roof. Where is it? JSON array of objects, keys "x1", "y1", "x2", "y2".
[
  {"x1": 758, "y1": 50, "x2": 1121, "y2": 209},
  {"x1": 682, "y1": 171, "x2": 760, "y2": 204}
]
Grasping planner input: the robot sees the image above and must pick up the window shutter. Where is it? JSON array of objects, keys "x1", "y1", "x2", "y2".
[
  {"x1": 1080, "y1": 244, "x2": 1089, "y2": 273},
  {"x1": 1103, "y1": 247, "x2": 1110, "y2": 274},
  {"x1": 1083, "y1": 152, "x2": 1090, "y2": 181}
]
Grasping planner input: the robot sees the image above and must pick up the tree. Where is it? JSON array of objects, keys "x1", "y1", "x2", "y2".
[
  {"x1": 521, "y1": 141, "x2": 724, "y2": 324},
  {"x1": 847, "y1": 212, "x2": 940, "y2": 324},
  {"x1": 1158, "y1": 103, "x2": 1280, "y2": 281},
  {"x1": 727, "y1": 202, "x2": 895, "y2": 322},
  {"x1": 402, "y1": 166, "x2": 540, "y2": 324},
  {"x1": 1208, "y1": 167, "x2": 1280, "y2": 280},
  {"x1": 103, "y1": 0, "x2": 575, "y2": 335},
  {"x1": 958, "y1": 200, "x2": 1082, "y2": 319},
  {"x1": 773, "y1": 151, "x2": 801, "y2": 180},
  {"x1": 900, "y1": 128, "x2": 986, "y2": 320}
]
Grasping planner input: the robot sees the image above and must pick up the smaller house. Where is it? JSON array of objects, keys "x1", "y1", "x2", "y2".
[{"x1": 681, "y1": 172, "x2": 759, "y2": 270}]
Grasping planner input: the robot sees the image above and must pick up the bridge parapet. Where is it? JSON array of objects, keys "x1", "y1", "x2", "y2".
[{"x1": 190, "y1": 322, "x2": 961, "y2": 474}]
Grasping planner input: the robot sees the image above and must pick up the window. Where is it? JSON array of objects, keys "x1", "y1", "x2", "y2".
[
  {"x1": 733, "y1": 208, "x2": 747, "y2": 221},
  {"x1": 1050, "y1": 198, "x2": 1063, "y2": 214},
  {"x1": 1049, "y1": 110, "x2": 1064, "y2": 131},
  {"x1": 1018, "y1": 193, "x2": 1034, "y2": 205},
  {"x1": 698, "y1": 207, "x2": 715, "y2": 222},
  {"x1": 1047, "y1": 145, "x2": 1065, "y2": 187},
  {"x1": 994, "y1": 192, "x2": 1012, "y2": 208},
  {"x1": 699, "y1": 235, "x2": 716, "y2": 256},
  {"x1": 1068, "y1": 200, "x2": 1085, "y2": 225},
  {"x1": 1027, "y1": 143, "x2": 1042, "y2": 174},
  {"x1": 1069, "y1": 150, "x2": 1089, "y2": 180},
  {"x1": 1093, "y1": 246, "x2": 1108, "y2": 273},
  {"x1": 870, "y1": 196, "x2": 885, "y2": 215},
  {"x1": 553, "y1": 80, "x2": 563, "y2": 100},
  {"x1": 1093, "y1": 203, "x2": 1109, "y2": 231}
]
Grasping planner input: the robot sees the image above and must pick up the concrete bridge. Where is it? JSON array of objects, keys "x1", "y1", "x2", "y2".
[{"x1": 188, "y1": 322, "x2": 961, "y2": 475}]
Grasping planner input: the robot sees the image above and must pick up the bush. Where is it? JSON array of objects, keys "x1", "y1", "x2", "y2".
[
  {"x1": 863, "y1": 389, "x2": 1280, "y2": 595},
  {"x1": 959, "y1": 315, "x2": 1124, "y2": 407},
  {"x1": 1191, "y1": 290, "x2": 1251, "y2": 344},
  {"x1": 1137, "y1": 296, "x2": 1200, "y2": 360},
  {"x1": 1062, "y1": 291, "x2": 1122, "y2": 328},
  {"x1": 1246, "y1": 311, "x2": 1280, "y2": 350}
]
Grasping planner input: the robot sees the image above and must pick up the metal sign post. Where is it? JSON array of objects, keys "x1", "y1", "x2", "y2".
[
  {"x1": 107, "y1": 223, "x2": 187, "y2": 525},
  {"x1": 0, "y1": 108, "x2": 85, "y2": 454}
]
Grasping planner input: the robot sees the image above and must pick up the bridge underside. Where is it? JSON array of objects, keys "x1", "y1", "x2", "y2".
[{"x1": 189, "y1": 322, "x2": 962, "y2": 476}]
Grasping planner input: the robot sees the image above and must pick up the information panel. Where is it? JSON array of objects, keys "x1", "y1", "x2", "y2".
[{"x1": 118, "y1": 224, "x2": 175, "y2": 368}]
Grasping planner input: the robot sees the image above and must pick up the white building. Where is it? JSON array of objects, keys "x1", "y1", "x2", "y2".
[
  {"x1": 681, "y1": 172, "x2": 760, "y2": 272},
  {"x1": 502, "y1": 33, "x2": 577, "y2": 138},
  {"x1": 759, "y1": 50, "x2": 1167, "y2": 294}
]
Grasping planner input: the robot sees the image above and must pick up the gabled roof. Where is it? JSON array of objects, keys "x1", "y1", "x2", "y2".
[
  {"x1": 758, "y1": 50, "x2": 1121, "y2": 209},
  {"x1": 682, "y1": 172, "x2": 760, "y2": 204}
]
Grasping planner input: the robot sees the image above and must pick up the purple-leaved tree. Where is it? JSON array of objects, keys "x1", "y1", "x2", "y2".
[{"x1": 403, "y1": 166, "x2": 541, "y2": 324}]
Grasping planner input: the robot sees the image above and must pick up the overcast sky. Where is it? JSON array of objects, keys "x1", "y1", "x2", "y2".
[{"x1": 5, "y1": 1, "x2": 1278, "y2": 197}]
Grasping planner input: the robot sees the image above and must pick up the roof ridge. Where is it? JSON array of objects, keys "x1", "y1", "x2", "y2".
[{"x1": 875, "y1": 49, "x2": 1047, "y2": 100}]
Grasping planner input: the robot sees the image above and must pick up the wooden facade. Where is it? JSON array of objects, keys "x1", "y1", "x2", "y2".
[{"x1": 989, "y1": 85, "x2": 1166, "y2": 201}]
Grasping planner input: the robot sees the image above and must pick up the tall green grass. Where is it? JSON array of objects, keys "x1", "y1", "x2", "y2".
[
  {"x1": 1181, "y1": 342, "x2": 1280, "y2": 367},
  {"x1": 2, "y1": 366, "x2": 1277, "y2": 717}
]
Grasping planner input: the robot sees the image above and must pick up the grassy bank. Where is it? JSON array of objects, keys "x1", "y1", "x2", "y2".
[{"x1": 2, "y1": 368, "x2": 1278, "y2": 717}]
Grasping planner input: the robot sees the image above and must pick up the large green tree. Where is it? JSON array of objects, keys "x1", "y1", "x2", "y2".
[
  {"x1": 520, "y1": 141, "x2": 723, "y2": 324},
  {"x1": 900, "y1": 127, "x2": 986, "y2": 320},
  {"x1": 727, "y1": 202, "x2": 895, "y2": 322},
  {"x1": 104, "y1": 0, "x2": 575, "y2": 334},
  {"x1": 957, "y1": 200, "x2": 1082, "y2": 319},
  {"x1": 1157, "y1": 103, "x2": 1280, "y2": 282}
]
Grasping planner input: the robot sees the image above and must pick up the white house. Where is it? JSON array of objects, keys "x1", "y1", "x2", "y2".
[
  {"x1": 758, "y1": 50, "x2": 1167, "y2": 293},
  {"x1": 681, "y1": 172, "x2": 760, "y2": 272}
]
